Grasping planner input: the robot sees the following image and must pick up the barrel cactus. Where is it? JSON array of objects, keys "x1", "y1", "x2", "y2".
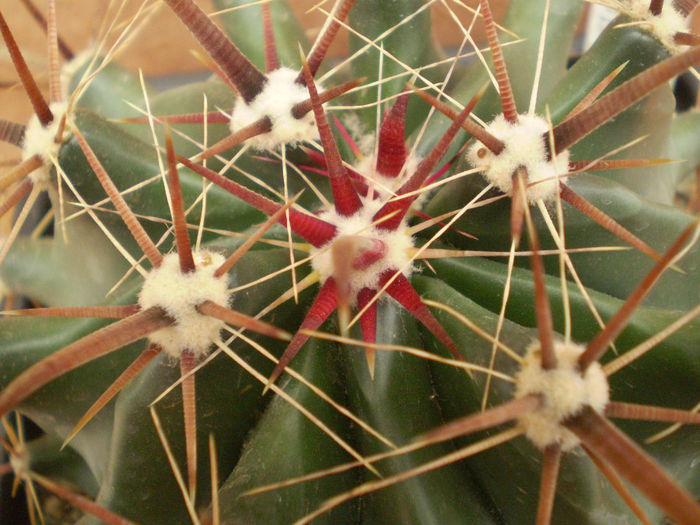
[{"x1": 1, "y1": 0, "x2": 699, "y2": 523}]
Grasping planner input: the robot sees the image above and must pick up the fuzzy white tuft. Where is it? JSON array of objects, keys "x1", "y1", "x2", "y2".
[
  {"x1": 22, "y1": 101, "x2": 71, "y2": 185},
  {"x1": 138, "y1": 251, "x2": 229, "y2": 359},
  {"x1": 352, "y1": 152, "x2": 422, "y2": 199},
  {"x1": 59, "y1": 47, "x2": 95, "y2": 100},
  {"x1": 341, "y1": 113, "x2": 375, "y2": 156},
  {"x1": 515, "y1": 341, "x2": 609, "y2": 451},
  {"x1": 230, "y1": 67, "x2": 320, "y2": 151},
  {"x1": 619, "y1": 1, "x2": 688, "y2": 52},
  {"x1": 311, "y1": 198, "x2": 415, "y2": 303},
  {"x1": 467, "y1": 114, "x2": 569, "y2": 203}
]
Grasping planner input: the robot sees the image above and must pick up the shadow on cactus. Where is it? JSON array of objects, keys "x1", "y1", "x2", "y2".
[{"x1": 0, "y1": 414, "x2": 137, "y2": 524}]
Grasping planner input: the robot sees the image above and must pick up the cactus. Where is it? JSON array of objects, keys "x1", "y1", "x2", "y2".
[{"x1": 1, "y1": 0, "x2": 699, "y2": 523}]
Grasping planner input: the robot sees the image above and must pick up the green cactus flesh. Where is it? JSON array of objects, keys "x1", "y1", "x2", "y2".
[{"x1": 1, "y1": 1, "x2": 699, "y2": 524}]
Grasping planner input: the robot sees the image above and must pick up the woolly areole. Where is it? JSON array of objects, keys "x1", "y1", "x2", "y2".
[
  {"x1": 311, "y1": 198, "x2": 414, "y2": 303},
  {"x1": 138, "y1": 251, "x2": 229, "y2": 359},
  {"x1": 353, "y1": 151, "x2": 422, "y2": 200},
  {"x1": 515, "y1": 341, "x2": 609, "y2": 451},
  {"x1": 467, "y1": 114, "x2": 570, "y2": 203},
  {"x1": 59, "y1": 47, "x2": 94, "y2": 100},
  {"x1": 22, "y1": 101, "x2": 71, "y2": 185},
  {"x1": 620, "y1": 1, "x2": 689, "y2": 52},
  {"x1": 230, "y1": 67, "x2": 320, "y2": 151}
]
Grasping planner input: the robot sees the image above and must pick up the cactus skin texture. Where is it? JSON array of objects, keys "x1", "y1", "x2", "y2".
[{"x1": 1, "y1": 0, "x2": 699, "y2": 523}]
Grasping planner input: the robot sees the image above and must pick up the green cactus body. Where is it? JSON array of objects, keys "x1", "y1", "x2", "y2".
[{"x1": 0, "y1": 1, "x2": 699, "y2": 524}]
